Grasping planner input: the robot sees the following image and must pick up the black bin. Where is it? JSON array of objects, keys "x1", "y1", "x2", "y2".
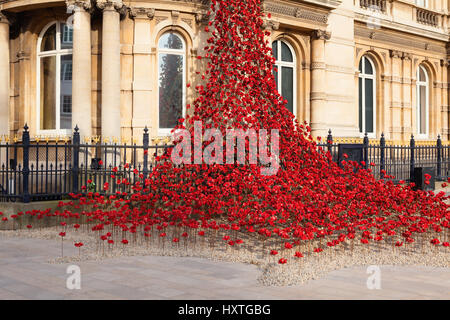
[
  {"x1": 337, "y1": 144, "x2": 364, "y2": 170},
  {"x1": 413, "y1": 167, "x2": 435, "y2": 191}
]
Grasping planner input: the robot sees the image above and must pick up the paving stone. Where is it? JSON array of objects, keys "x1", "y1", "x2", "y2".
[{"x1": 0, "y1": 237, "x2": 449, "y2": 299}]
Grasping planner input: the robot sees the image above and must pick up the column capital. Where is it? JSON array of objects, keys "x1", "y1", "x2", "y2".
[
  {"x1": 129, "y1": 7, "x2": 155, "y2": 20},
  {"x1": 311, "y1": 29, "x2": 330, "y2": 41},
  {"x1": 195, "y1": 12, "x2": 210, "y2": 25},
  {"x1": 97, "y1": 0, "x2": 123, "y2": 12},
  {"x1": 389, "y1": 49, "x2": 402, "y2": 58},
  {"x1": 66, "y1": 0, "x2": 92, "y2": 12},
  {"x1": 261, "y1": 18, "x2": 279, "y2": 31}
]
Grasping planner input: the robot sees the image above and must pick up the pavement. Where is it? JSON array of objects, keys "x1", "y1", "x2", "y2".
[{"x1": 0, "y1": 237, "x2": 448, "y2": 300}]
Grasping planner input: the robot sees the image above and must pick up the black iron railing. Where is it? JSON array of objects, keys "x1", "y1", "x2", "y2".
[
  {"x1": 317, "y1": 130, "x2": 450, "y2": 183},
  {"x1": 1, "y1": 126, "x2": 449, "y2": 203},
  {"x1": 0, "y1": 125, "x2": 173, "y2": 203}
]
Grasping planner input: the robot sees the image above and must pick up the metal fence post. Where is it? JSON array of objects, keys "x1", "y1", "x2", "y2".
[
  {"x1": 72, "y1": 125, "x2": 80, "y2": 193},
  {"x1": 22, "y1": 124, "x2": 30, "y2": 203},
  {"x1": 327, "y1": 129, "x2": 333, "y2": 157},
  {"x1": 410, "y1": 134, "x2": 415, "y2": 182},
  {"x1": 363, "y1": 132, "x2": 369, "y2": 169},
  {"x1": 380, "y1": 133, "x2": 385, "y2": 179},
  {"x1": 143, "y1": 126, "x2": 149, "y2": 179},
  {"x1": 437, "y1": 134, "x2": 442, "y2": 179}
]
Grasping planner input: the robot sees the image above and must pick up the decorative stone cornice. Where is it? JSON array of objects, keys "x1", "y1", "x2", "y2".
[
  {"x1": 129, "y1": 7, "x2": 155, "y2": 20},
  {"x1": 311, "y1": 29, "x2": 331, "y2": 41},
  {"x1": 264, "y1": 1, "x2": 328, "y2": 25}
]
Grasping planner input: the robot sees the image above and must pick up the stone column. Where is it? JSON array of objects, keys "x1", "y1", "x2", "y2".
[
  {"x1": 67, "y1": 0, "x2": 92, "y2": 138},
  {"x1": 97, "y1": 0, "x2": 123, "y2": 140},
  {"x1": 310, "y1": 30, "x2": 330, "y2": 137},
  {"x1": 0, "y1": 12, "x2": 10, "y2": 136}
]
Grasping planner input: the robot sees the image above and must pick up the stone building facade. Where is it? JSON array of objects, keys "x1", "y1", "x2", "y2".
[{"x1": 0, "y1": 0, "x2": 449, "y2": 144}]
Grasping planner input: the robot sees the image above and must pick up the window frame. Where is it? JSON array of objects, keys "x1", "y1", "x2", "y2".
[
  {"x1": 416, "y1": 0, "x2": 428, "y2": 8},
  {"x1": 358, "y1": 55, "x2": 377, "y2": 138},
  {"x1": 272, "y1": 39, "x2": 297, "y2": 119},
  {"x1": 157, "y1": 32, "x2": 187, "y2": 137},
  {"x1": 416, "y1": 65, "x2": 429, "y2": 138},
  {"x1": 36, "y1": 21, "x2": 73, "y2": 135}
]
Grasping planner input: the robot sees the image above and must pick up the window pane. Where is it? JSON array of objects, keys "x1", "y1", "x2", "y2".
[
  {"x1": 159, "y1": 33, "x2": 183, "y2": 50},
  {"x1": 358, "y1": 59, "x2": 363, "y2": 73},
  {"x1": 359, "y1": 77, "x2": 363, "y2": 132},
  {"x1": 272, "y1": 41, "x2": 278, "y2": 60},
  {"x1": 365, "y1": 78, "x2": 374, "y2": 133},
  {"x1": 60, "y1": 54, "x2": 72, "y2": 130},
  {"x1": 273, "y1": 66, "x2": 278, "y2": 91},
  {"x1": 420, "y1": 85, "x2": 427, "y2": 134},
  {"x1": 159, "y1": 54, "x2": 183, "y2": 129},
  {"x1": 419, "y1": 67, "x2": 426, "y2": 82},
  {"x1": 40, "y1": 56, "x2": 56, "y2": 130},
  {"x1": 61, "y1": 23, "x2": 73, "y2": 50},
  {"x1": 281, "y1": 42, "x2": 293, "y2": 62},
  {"x1": 41, "y1": 24, "x2": 56, "y2": 52},
  {"x1": 281, "y1": 66, "x2": 294, "y2": 114},
  {"x1": 364, "y1": 57, "x2": 373, "y2": 75}
]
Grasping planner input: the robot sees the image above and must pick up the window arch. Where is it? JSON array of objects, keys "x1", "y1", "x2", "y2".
[
  {"x1": 158, "y1": 32, "x2": 186, "y2": 134},
  {"x1": 358, "y1": 55, "x2": 376, "y2": 135},
  {"x1": 416, "y1": 65, "x2": 429, "y2": 136},
  {"x1": 37, "y1": 21, "x2": 73, "y2": 132},
  {"x1": 272, "y1": 40, "x2": 296, "y2": 116}
]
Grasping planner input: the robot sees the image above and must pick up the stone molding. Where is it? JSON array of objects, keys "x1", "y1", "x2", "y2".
[
  {"x1": 264, "y1": 1, "x2": 329, "y2": 25},
  {"x1": 356, "y1": 27, "x2": 446, "y2": 54},
  {"x1": 129, "y1": 7, "x2": 155, "y2": 20},
  {"x1": 311, "y1": 29, "x2": 331, "y2": 41}
]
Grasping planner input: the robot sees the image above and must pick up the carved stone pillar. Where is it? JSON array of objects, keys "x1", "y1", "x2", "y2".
[
  {"x1": 97, "y1": 0, "x2": 123, "y2": 140},
  {"x1": 67, "y1": 0, "x2": 92, "y2": 138},
  {"x1": 0, "y1": 12, "x2": 10, "y2": 136},
  {"x1": 310, "y1": 30, "x2": 330, "y2": 136}
]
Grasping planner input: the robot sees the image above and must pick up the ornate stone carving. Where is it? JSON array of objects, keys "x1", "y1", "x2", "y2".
[
  {"x1": 155, "y1": 16, "x2": 168, "y2": 25},
  {"x1": 389, "y1": 49, "x2": 402, "y2": 58},
  {"x1": 265, "y1": 2, "x2": 328, "y2": 25},
  {"x1": 195, "y1": 12, "x2": 209, "y2": 25},
  {"x1": 262, "y1": 19, "x2": 279, "y2": 31},
  {"x1": 181, "y1": 18, "x2": 193, "y2": 27},
  {"x1": 97, "y1": 0, "x2": 124, "y2": 13},
  {"x1": 129, "y1": 7, "x2": 155, "y2": 19},
  {"x1": 171, "y1": 11, "x2": 180, "y2": 21},
  {"x1": 402, "y1": 52, "x2": 412, "y2": 60},
  {"x1": 66, "y1": 0, "x2": 92, "y2": 11},
  {"x1": 311, "y1": 30, "x2": 331, "y2": 41}
]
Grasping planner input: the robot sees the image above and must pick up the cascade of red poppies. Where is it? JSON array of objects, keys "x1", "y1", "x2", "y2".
[{"x1": 4, "y1": 0, "x2": 448, "y2": 263}]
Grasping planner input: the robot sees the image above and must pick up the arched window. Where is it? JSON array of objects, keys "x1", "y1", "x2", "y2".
[
  {"x1": 37, "y1": 22, "x2": 73, "y2": 132},
  {"x1": 158, "y1": 32, "x2": 186, "y2": 134},
  {"x1": 416, "y1": 65, "x2": 429, "y2": 136},
  {"x1": 272, "y1": 40, "x2": 296, "y2": 115},
  {"x1": 358, "y1": 55, "x2": 376, "y2": 135}
]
